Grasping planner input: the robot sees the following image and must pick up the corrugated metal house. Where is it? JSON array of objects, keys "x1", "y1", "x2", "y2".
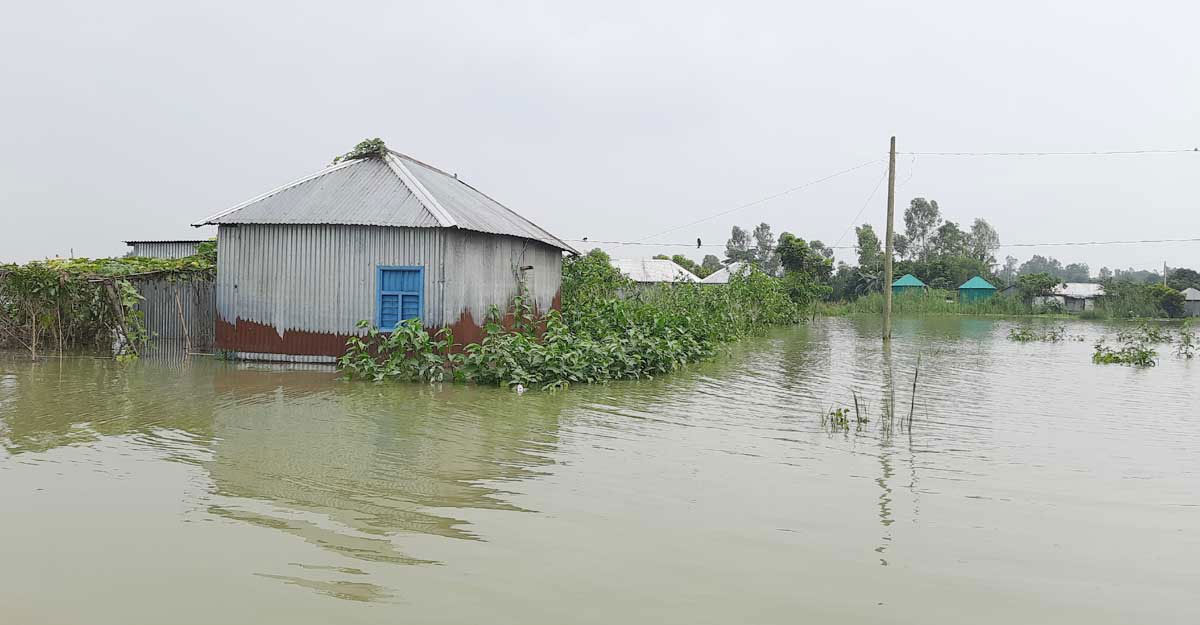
[
  {"x1": 957, "y1": 276, "x2": 997, "y2": 302},
  {"x1": 125, "y1": 240, "x2": 209, "y2": 259},
  {"x1": 1182, "y1": 287, "x2": 1200, "y2": 317},
  {"x1": 891, "y1": 274, "x2": 926, "y2": 295},
  {"x1": 1033, "y1": 282, "x2": 1105, "y2": 313},
  {"x1": 193, "y1": 148, "x2": 577, "y2": 362},
  {"x1": 611, "y1": 259, "x2": 700, "y2": 284}
]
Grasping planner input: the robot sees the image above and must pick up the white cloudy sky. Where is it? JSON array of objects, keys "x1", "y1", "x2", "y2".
[{"x1": 2, "y1": 0, "x2": 1197, "y2": 272}]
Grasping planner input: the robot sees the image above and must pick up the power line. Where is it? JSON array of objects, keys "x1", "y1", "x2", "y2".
[
  {"x1": 895, "y1": 148, "x2": 1198, "y2": 157},
  {"x1": 566, "y1": 235, "x2": 1200, "y2": 251},
  {"x1": 619, "y1": 157, "x2": 884, "y2": 248},
  {"x1": 831, "y1": 163, "x2": 889, "y2": 249}
]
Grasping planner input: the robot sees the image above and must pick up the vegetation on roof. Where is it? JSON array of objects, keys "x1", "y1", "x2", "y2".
[{"x1": 332, "y1": 138, "x2": 388, "y2": 164}]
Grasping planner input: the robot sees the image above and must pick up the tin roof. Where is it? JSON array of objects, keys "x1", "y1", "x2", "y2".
[
  {"x1": 194, "y1": 150, "x2": 577, "y2": 253},
  {"x1": 958, "y1": 276, "x2": 996, "y2": 290},
  {"x1": 699, "y1": 262, "x2": 745, "y2": 284},
  {"x1": 611, "y1": 259, "x2": 700, "y2": 283},
  {"x1": 1181, "y1": 287, "x2": 1200, "y2": 301},
  {"x1": 1053, "y1": 282, "x2": 1104, "y2": 299},
  {"x1": 892, "y1": 274, "x2": 926, "y2": 287},
  {"x1": 124, "y1": 239, "x2": 210, "y2": 245}
]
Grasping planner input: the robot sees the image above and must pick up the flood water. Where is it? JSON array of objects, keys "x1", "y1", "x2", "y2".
[{"x1": 2, "y1": 317, "x2": 1198, "y2": 624}]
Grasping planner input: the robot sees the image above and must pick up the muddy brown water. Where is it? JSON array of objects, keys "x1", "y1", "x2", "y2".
[{"x1": 2, "y1": 317, "x2": 1198, "y2": 624}]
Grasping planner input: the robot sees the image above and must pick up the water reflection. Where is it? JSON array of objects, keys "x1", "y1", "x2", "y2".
[{"x1": 2, "y1": 316, "x2": 1199, "y2": 624}]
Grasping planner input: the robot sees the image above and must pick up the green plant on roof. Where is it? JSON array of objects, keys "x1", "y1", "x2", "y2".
[{"x1": 332, "y1": 138, "x2": 388, "y2": 164}]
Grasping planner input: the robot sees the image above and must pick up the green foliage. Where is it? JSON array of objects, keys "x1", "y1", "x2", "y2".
[
  {"x1": 332, "y1": 138, "x2": 388, "y2": 164},
  {"x1": 1096, "y1": 280, "x2": 1184, "y2": 319},
  {"x1": 652, "y1": 253, "x2": 710, "y2": 278},
  {"x1": 1176, "y1": 321, "x2": 1197, "y2": 359},
  {"x1": 1092, "y1": 339, "x2": 1156, "y2": 367},
  {"x1": 339, "y1": 249, "x2": 799, "y2": 390},
  {"x1": 0, "y1": 252, "x2": 214, "y2": 357},
  {"x1": 1007, "y1": 325, "x2": 1072, "y2": 342},
  {"x1": 818, "y1": 289, "x2": 1032, "y2": 316},
  {"x1": 1017, "y1": 272, "x2": 1060, "y2": 299},
  {"x1": 1166, "y1": 268, "x2": 1200, "y2": 292}
]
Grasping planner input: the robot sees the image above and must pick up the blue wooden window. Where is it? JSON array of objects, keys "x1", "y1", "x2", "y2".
[{"x1": 377, "y1": 266, "x2": 424, "y2": 331}]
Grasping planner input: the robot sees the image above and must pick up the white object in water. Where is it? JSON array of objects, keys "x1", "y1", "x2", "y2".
[{"x1": 514, "y1": 384, "x2": 526, "y2": 395}]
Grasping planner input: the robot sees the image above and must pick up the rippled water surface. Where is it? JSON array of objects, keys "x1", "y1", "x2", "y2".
[{"x1": 2, "y1": 317, "x2": 1198, "y2": 624}]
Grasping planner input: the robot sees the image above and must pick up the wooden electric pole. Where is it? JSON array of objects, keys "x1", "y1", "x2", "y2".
[{"x1": 882, "y1": 136, "x2": 897, "y2": 341}]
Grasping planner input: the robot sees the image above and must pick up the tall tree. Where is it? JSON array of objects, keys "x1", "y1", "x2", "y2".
[
  {"x1": 777, "y1": 233, "x2": 833, "y2": 281},
  {"x1": 725, "y1": 226, "x2": 754, "y2": 264},
  {"x1": 997, "y1": 255, "x2": 1019, "y2": 285},
  {"x1": 1019, "y1": 255, "x2": 1065, "y2": 279},
  {"x1": 967, "y1": 218, "x2": 1001, "y2": 266},
  {"x1": 931, "y1": 221, "x2": 967, "y2": 257},
  {"x1": 855, "y1": 224, "x2": 883, "y2": 272},
  {"x1": 810, "y1": 240, "x2": 835, "y2": 260},
  {"x1": 904, "y1": 197, "x2": 942, "y2": 261},
  {"x1": 1062, "y1": 262, "x2": 1091, "y2": 283},
  {"x1": 701, "y1": 254, "x2": 723, "y2": 277},
  {"x1": 1098, "y1": 267, "x2": 1113, "y2": 280},
  {"x1": 752, "y1": 222, "x2": 780, "y2": 276}
]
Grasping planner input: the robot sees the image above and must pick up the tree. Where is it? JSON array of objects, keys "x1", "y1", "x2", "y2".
[
  {"x1": 1149, "y1": 284, "x2": 1186, "y2": 318},
  {"x1": 855, "y1": 224, "x2": 882, "y2": 272},
  {"x1": 1098, "y1": 267, "x2": 1113, "y2": 280},
  {"x1": 997, "y1": 255, "x2": 1019, "y2": 285},
  {"x1": 892, "y1": 233, "x2": 909, "y2": 260},
  {"x1": 725, "y1": 226, "x2": 754, "y2": 265},
  {"x1": 752, "y1": 222, "x2": 780, "y2": 276},
  {"x1": 904, "y1": 197, "x2": 942, "y2": 260},
  {"x1": 1167, "y1": 268, "x2": 1200, "y2": 291},
  {"x1": 1062, "y1": 262, "x2": 1091, "y2": 283},
  {"x1": 701, "y1": 254, "x2": 723, "y2": 277},
  {"x1": 931, "y1": 220, "x2": 967, "y2": 258},
  {"x1": 810, "y1": 240, "x2": 834, "y2": 260},
  {"x1": 1019, "y1": 255, "x2": 1065, "y2": 279},
  {"x1": 967, "y1": 218, "x2": 1000, "y2": 267},
  {"x1": 776, "y1": 232, "x2": 834, "y2": 306},
  {"x1": 1017, "y1": 272, "x2": 1060, "y2": 299}
]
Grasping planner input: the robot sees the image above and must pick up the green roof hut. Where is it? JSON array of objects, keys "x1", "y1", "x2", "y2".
[
  {"x1": 958, "y1": 276, "x2": 997, "y2": 302},
  {"x1": 891, "y1": 274, "x2": 927, "y2": 295}
]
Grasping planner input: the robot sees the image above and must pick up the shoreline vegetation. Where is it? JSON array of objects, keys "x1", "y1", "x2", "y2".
[{"x1": 338, "y1": 250, "x2": 800, "y2": 389}]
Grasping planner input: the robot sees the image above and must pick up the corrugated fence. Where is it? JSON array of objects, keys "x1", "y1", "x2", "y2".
[{"x1": 130, "y1": 276, "x2": 216, "y2": 352}]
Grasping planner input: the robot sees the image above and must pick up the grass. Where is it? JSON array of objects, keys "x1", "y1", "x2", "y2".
[{"x1": 817, "y1": 290, "x2": 1035, "y2": 317}]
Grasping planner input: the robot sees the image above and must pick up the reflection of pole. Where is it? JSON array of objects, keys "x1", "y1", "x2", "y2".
[{"x1": 883, "y1": 136, "x2": 897, "y2": 341}]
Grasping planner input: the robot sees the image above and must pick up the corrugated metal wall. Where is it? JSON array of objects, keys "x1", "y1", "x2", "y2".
[
  {"x1": 128, "y1": 241, "x2": 203, "y2": 259},
  {"x1": 215, "y1": 224, "x2": 563, "y2": 360},
  {"x1": 130, "y1": 276, "x2": 216, "y2": 351}
]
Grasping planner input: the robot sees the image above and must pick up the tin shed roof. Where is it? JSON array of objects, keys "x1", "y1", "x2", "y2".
[
  {"x1": 1181, "y1": 287, "x2": 1200, "y2": 301},
  {"x1": 958, "y1": 276, "x2": 996, "y2": 290},
  {"x1": 699, "y1": 262, "x2": 745, "y2": 284},
  {"x1": 892, "y1": 274, "x2": 926, "y2": 287},
  {"x1": 194, "y1": 150, "x2": 577, "y2": 253},
  {"x1": 1053, "y1": 282, "x2": 1104, "y2": 299},
  {"x1": 611, "y1": 259, "x2": 700, "y2": 283}
]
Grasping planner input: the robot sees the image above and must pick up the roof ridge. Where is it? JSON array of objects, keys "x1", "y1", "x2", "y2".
[{"x1": 382, "y1": 152, "x2": 455, "y2": 228}]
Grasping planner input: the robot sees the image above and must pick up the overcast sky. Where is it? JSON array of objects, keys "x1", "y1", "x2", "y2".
[{"x1": 2, "y1": 1, "x2": 1197, "y2": 273}]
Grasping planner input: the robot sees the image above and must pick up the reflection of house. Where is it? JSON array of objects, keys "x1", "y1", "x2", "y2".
[
  {"x1": 1034, "y1": 282, "x2": 1104, "y2": 313},
  {"x1": 611, "y1": 259, "x2": 699, "y2": 284},
  {"x1": 891, "y1": 274, "x2": 926, "y2": 295},
  {"x1": 958, "y1": 276, "x2": 997, "y2": 302},
  {"x1": 699, "y1": 262, "x2": 745, "y2": 285},
  {"x1": 1183, "y1": 287, "x2": 1200, "y2": 317}
]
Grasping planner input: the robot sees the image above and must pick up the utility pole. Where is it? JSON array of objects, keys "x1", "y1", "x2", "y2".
[
  {"x1": 1163, "y1": 261, "x2": 1168, "y2": 286},
  {"x1": 882, "y1": 136, "x2": 897, "y2": 341}
]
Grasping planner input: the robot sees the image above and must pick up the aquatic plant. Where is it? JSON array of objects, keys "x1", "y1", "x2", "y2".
[
  {"x1": 1115, "y1": 322, "x2": 1172, "y2": 344},
  {"x1": 1175, "y1": 322, "x2": 1196, "y2": 359},
  {"x1": 339, "y1": 250, "x2": 800, "y2": 389},
  {"x1": 823, "y1": 406, "x2": 851, "y2": 432},
  {"x1": 1092, "y1": 339, "x2": 1157, "y2": 367}
]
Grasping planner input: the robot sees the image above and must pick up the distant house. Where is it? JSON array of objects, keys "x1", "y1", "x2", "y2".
[
  {"x1": 193, "y1": 146, "x2": 576, "y2": 362},
  {"x1": 891, "y1": 274, "x2": 926, "y2": 295},
  {"x1": 698, "y1": 262, "x2": 746, "y2": 285},
  {"x1": 611, "y1": 259, "x2": 699, "y2": 285},
  {"x1": 958, "y1": 276, "x2": 997, "y2": 302},
  {"x1": 125, "y1": 240, "x2": 209, "y2": 259},
  {"x1": 1183, "y1": 287, "x2": 1200, "y2": 317},
  {"x1": 1034, "y1": 282, "x2": 1105, "y2": 313}
]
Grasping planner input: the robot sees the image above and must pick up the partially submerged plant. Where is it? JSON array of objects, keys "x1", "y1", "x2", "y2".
[{"x1": 1092, "y1": 339, "x2": 1157, "y2": 367}]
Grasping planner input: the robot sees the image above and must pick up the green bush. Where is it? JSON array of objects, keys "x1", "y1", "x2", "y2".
[{"x1": 339, "y1": 250, "x2": 800, "y2": 389}]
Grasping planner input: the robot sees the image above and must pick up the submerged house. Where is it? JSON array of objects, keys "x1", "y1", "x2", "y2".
[
  {"x1": 891, "y1": 274, "x2": 926, "y2": 295},
  {"x1": 193, "y1": 147, "x2": 577, "y2": 362},
  {"x1": 1034, "y1": 282, "x2": 1105, "y2": 313},
  {"x1": 958, "y1": 276, "x2": 997, "y2": 302},
  {"x1": 1183, "y1": 287, "x2": 1200, "y2": 317},
  {"x1": 611, "y1": 258, "x2": 700, "y2": 285},
  {"x1": 125, "y1": 239, "x2": 209, "y2": 259}
]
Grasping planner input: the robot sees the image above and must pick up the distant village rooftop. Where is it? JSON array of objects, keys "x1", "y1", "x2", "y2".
[{"x1": 611, "y1": 258, "x2": 699, "y2": 284}]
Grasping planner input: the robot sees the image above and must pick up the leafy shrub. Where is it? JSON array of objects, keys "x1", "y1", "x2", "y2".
[{"x1": 339, "y1": 250, "x2": 799, "y2": 389}]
